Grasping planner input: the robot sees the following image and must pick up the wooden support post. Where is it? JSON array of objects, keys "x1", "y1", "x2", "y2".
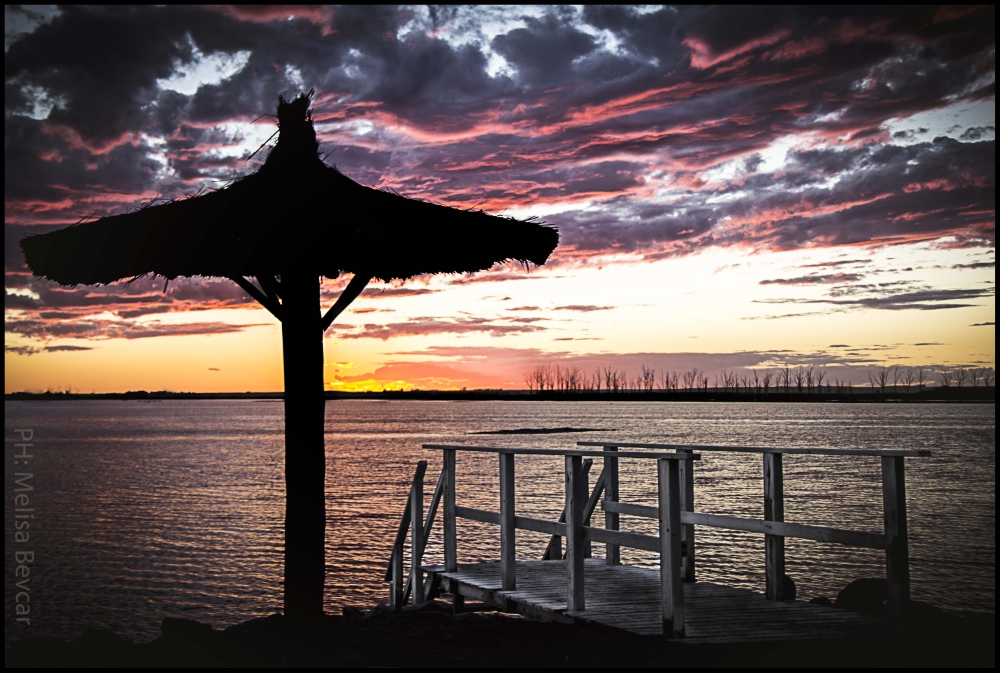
[
  {"x1": 401, "y1": 469, "x2": 446, "y2": 606},
  {"x1": 565, "y1": 455, "x2": 586, "y2": 612},
  {"x1": 280, "y1": 269, "x2": 326, "y2": 619},
  {"x1": 764, "y1": 452, "x2": 787, "y2": 600},
  {"x1": 657, "y1": 458, "x2": 684, "y2": 637},
  {"x1": 391, "y1": 533, "x2": 404, "y2": 609},
  {"x1": 390, "y1": 461, "x2": 425, "y2": 609},
  {"x1": 678, "y1": 448, "x2": 695, "y2": 582},
  {"x1": 604, "y1": 446, "x2": 620, "y2": 565},
  {"x1": 582, "y1": 464, "x2": 593, "y2": 559},
  {"x1": 444, "y1": 450, "x2": 458, "y2": 573},
  {"x1": 882, "y1": 456, "x2": 910, "y2": 621},
  {"x1": 410, "y1": 464, "x2": 425, "y2": 604},
  {"x1": 500, "y1": 452, "x2": 517, "y2": 591}
]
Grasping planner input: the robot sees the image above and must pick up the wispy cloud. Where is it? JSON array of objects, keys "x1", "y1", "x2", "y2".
[
  {"x1": 760, "y1": 273, "x2": 863, "y2": 286},
  {"x1": 553, "y1": 304, "x2": 615, "y2": 312},
  {"x1": 329, "y1": 316, "x2": 546, "y2": 341},
  {"x1": 800, "y1": 259, "x2": 871, "y2": 268},
  {"x1": 754, "y1": 285, "x2": 994, "y2": 317}
]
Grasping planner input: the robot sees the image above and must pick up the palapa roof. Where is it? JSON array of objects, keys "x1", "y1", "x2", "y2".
[{"x1": 20, "y1": 91, "x2": 558, "y2": 286}]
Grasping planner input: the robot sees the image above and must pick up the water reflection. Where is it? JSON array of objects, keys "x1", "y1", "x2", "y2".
[{"x1": 4, "y1": 400, "x2": 994, "y2": 645}]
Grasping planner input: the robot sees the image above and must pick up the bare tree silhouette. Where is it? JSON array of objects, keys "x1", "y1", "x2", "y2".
[
  {"x1": 902, "y1": 367, "x2": 915, "y2": 393},
  {"x1": 640, "y1": 364, "x2": 656, "y2": 392},
  {"x1": 869, "y1": 366, "x2": 891, "y2": 395}
]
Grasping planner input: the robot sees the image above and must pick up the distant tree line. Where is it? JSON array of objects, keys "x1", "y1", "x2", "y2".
[
  {"x1": 523, "y1": 363, "x2": 995, "y2": 394},
  {"x1": 868, "y1": 365, "x2": 995, "y2": 394}
]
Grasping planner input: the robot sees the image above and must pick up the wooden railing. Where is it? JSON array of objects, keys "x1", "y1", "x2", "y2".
[
  {"x1": 578, "y1": 441, "x2": 931, "y2": 620},
  {"x1": 387, "y1": 445, "x2": 699, "y2": 637},
  {"x1": 385, "y1": 440, "x2": 929, "y2": 636}
]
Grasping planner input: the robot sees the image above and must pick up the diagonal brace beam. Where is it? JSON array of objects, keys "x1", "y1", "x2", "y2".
[
  {"x1": 321, "y1": 274, "x2": 372, "y2": 332},
  {"x1": 229, "y1": 275, "x2": 283, "y2": 321},
  {"x1": 256, "y1": 274, "x2": 283, "y2": 302}
]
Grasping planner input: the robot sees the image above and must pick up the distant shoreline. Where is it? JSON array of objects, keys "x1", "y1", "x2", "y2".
[{"x1": 5, "y1": 388, "x2": 995, "y2": 403}]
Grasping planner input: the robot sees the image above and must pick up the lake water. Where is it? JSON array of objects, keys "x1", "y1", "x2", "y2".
[{"x1": 4, "y1": 400, "x2": 995, "y2": 645}]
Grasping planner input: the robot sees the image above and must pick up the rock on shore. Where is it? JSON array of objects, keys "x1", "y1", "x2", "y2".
[{"x1": 5, "y1": 599, "x2": 994, "y2": 668}]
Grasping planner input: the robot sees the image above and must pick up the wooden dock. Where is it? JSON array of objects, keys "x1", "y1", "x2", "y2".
[
  {"x1": 425, "y1": 559, "x2": 895, "y2": 643},
  {"x1": 386, "y1": 441, "x2": 930, "y2": 641}
]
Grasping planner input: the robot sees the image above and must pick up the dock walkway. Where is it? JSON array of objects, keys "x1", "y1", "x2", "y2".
[
  {"x1": 386, "y1": 441, "x2": 929, "y2": 641},
  {"x1": 426, "y1": 559, "x2": 894, "y2": 643}
]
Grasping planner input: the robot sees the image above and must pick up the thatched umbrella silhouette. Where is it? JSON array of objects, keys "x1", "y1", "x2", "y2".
[{"x1": 21, "y1": 90, "x2": 559, "y2": 619}]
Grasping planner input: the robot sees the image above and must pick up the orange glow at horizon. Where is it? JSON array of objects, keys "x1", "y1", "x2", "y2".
[{"x1": 5, "y1": 244, "x2": 994, "y2": 394}]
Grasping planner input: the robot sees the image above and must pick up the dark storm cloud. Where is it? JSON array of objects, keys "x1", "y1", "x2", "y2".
[
  {"x1": 553, "y1": 137, "x2": 995, "y2": 256},
  {"x1": 960, "y1": 125, "x2": 995, "y2": 141},
  {"x1": 4, "y1": 5, "x2": 995, "y2": 342},
  {"x1": 4, "y1": 6, "x2": 266, "y2": 147},
  {"x1": 492, "y1": 13, "x2": 597, "y2": 88}
]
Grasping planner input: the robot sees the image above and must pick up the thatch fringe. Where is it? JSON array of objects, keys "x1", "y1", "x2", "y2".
[{"x1": 21, "y1": 91, "x2": 558, "y2": 286}]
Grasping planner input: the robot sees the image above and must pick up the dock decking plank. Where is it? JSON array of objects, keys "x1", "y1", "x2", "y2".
[{"x1": 430, "y1": 559, "x2": 895, "y2": 643}]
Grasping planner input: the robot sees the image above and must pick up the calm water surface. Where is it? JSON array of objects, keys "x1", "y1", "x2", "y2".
[{"x1": 4, "y1": 400, "x2": 995, "y2": 644}]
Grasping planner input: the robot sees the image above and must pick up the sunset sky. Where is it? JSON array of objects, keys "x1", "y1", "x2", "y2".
[{"x1": 4, "y1": 5, "x2": 995, "y2": 393}]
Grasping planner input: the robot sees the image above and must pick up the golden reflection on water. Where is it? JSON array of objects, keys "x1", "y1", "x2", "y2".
[{"x1": 4, "y1": 400, "x2": 995, "y2": 645}]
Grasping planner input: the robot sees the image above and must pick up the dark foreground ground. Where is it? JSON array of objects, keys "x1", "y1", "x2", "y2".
[{"x1": 5, "y1": 600, "x2": 994, "y2": 668}]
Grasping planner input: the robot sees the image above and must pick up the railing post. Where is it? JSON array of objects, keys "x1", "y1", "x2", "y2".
[
  {"x1": 882, "y1": 456, "x2": 910, "y2": 621},
  {"x1": 678, "y1": 448, "x2": 695, "y2": 582},
  {"x1": 582, "y1": 463, "x2": 593, "y2": 559},
  {"x1": 764, "y1": 451, "x2": 787, "y2": 600},
  {"x1": 391, "y1": 534, "x2": 404, "y2": 609},
  {"x1": 500, "y1": 452, "x2": 517, "y2": 591},
  {"x1": 657, "y1": 458, "x2": 684, "y2": 637},
  {"x1": 444, "y1": 450, "x2": 458, "y2": 572},
  {"x1": 565, "y1": 455, "x2": 586, "y2": 612},
  {"x1": 410, "y1": 461, "x2": 425, "y2": 604},
  {"x1": 443, "y1": 449, "x2": 462, "y2": 612},
  {"x1": 603, "y1": 446, "x2": 620, "y2": 565}
]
